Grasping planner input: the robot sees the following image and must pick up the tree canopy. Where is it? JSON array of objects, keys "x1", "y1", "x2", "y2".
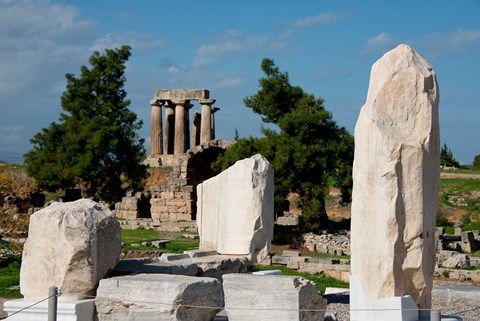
[
  {"x1": 440, "y1": 143, "x2": 460, "y2": 168},
  {"x1": 213, "y1": 58, "x2": 354, "y2": 232},
  {"x1": 24, "y1": 46, "x2": 147, "y2": 204},
  {"x1": 473, "y1": 154, "x2": 480, "y2": 170}
]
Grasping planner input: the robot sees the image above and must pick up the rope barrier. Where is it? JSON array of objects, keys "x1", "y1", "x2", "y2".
[
  {"x1": 1, "y1": 291, "x2": 478, "y2": 318},
  {"x1": 0, "y1": 293, "x2": 59, "y2": 320}
]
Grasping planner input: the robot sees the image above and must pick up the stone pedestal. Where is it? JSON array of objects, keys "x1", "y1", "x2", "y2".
[{"x1": 4, "y1": 298, "x2": 95, "y2": 321}]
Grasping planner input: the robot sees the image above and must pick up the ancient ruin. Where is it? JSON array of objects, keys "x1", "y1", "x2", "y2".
[
  {"x1": 350, "y1": 44, "x2": 440, "y2": 321},
  {"x1": 196, "y1": 154, "x2": 274, "y2": 264},
  {"x1": 5, "y1": 199, "x2": 121, "y2": 321},
  {"x1": 116, "y1": 89, "x2": 230, "y2": 222},
  {"x1": 20, "y1": 199, "x2": 121, "y2": 299}
]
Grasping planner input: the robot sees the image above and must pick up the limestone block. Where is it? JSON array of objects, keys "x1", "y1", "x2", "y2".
[
  {"x1": 196, "y1": 154, "x2": 274, "y2": 264},
  {"x1": 442, "y1": 253, "x2": 470, "y2": 268},
  {"x1": 350, "y1": 44, "x2": 440, "y2": 312},
  {"x1": 95, "y1": 274, "x2": 223, "y2": 321},
  {"x1": 155, "y1": 89, "x2": 209, "y2": 101},
  {"x1": 223, "y1": 273, "x2": 326, "y2": 321},
  {"x1": 20, "y1": 199, "x2": 121, "y2": 299}
]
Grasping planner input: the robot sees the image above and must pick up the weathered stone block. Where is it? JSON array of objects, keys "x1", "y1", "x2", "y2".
[
  {"x1": 350, "y1": 44, "x2": 439, "y2": 314},
  {"x1": 154, "y1": 89, "x2": 209, "y2": 101},
  {"x1": 223, "y1": 273, "x2": 326, "y2": 321},
  {"x1": 96, "y1": 274, "x2": 223, "y2": 321},
  {"x1": 20, "y1": 199, "x2": 121, "y2": 299},
  {"x1": 197, "y1": 154, "x2": 274, "y2": 264}
]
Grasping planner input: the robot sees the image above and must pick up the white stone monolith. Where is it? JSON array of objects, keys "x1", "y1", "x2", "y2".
[
  {"x1": 196, "y1": 154, "x2": 274, "y2": 264},
  {"x1": 20, "y1": 199, "x2": 121, "y2": 299},
  {"x1": 350, "y1": 44, "x2": 440, "y2": 321}
]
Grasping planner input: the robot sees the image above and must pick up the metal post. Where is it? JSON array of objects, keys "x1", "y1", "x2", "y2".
[{"x1": 48, "y1": 286, "x2": 58, "y2": 321}]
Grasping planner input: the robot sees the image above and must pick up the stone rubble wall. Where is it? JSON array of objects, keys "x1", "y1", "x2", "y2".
[
  {"x1": 301, "y1": 232, "x2": 351, "y2": 256},
  {"x1": 150, "y1": 185, "x2": 193, "y2": 222}
]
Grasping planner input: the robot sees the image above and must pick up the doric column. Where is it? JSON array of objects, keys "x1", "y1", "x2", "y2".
[
  {"x1": 192, "y1": 112, "x2": 201, "y2": 147},
  {"x1": 164, "y1": 102, "x2": 175, "y2": 155},
  {"x1": 150, "y1": 99, "x2": 163, "y2": 156},
  {"x1": 174, "y1": 100, "x2": 188, "y2": 155},
  {"x1": 199, "y1": 99, "x2": 216, "y2": 144},
  {"x1": 211, "y1": 107, "x2": 220, "y2": 140},
  {"x1": 184, "y1": 102, "x2": 193, "y2": 151}
]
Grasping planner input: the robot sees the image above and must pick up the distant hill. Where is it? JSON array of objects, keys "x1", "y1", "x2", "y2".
[{"x1": 0, "y1": 150, "x2": 24, "y2": 165}]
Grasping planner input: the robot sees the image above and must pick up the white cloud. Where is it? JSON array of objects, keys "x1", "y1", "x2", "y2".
[
  {"x1": 362, "y1": 33, "x2": 396, "y2": 55},
  {"x1": 420, "y1": 29, "x2": 480, "y2": 56},
  {"x1": 292, "y1": 12, "x2": 348, "y2": 29},
  {"x1": 90, "y1": 32, "x2": 165, "y2": 53},
  {"x1": 191, "y1": 30, "x2": 284, "y2": 69},
  {"x1": 0, "y1": 0, "x2": 96, "y2": 98}
]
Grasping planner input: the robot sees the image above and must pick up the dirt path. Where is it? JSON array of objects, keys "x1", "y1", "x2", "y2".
[{"x1": 441, "y1": 172, "x2": 480, "y2": 179}]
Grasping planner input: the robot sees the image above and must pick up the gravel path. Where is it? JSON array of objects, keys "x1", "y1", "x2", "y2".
[{"x1": 326, "y1": 294, "x2": 480, "y2": 321}]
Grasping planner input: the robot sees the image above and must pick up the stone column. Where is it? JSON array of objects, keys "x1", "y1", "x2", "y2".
[
  {"x1": 174, "y1": 100, "x2": 188, "y2": 155},
  {"x1": 199, "y1": 99, "x2": 215, "y2": 144},
  {"x1": 211, "y1": 107, "x2": 220, "y2": 140},
  {"x1": 164, "y1": 102, "x2": 175, "y2": 155},
  {"x1": 184, "y1": 102, "x2": 193, "y2": 151},
  {"x1": 192, "y1": 112, "x2": 201, "y2": 147},
  {"x1": 150, "y1": 100, "x2": 163, "y2": 156}
]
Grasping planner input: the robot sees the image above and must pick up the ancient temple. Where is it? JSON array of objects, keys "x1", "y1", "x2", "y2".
[{"x1": 116, "y1": 89, "x2": 230, "y2": 222}]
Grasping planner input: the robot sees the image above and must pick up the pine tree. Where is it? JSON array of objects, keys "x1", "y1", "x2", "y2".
[
  {"x1": 214, "y1": 58, "x2": 354, "y2": 232},
  {"x1": 25, "y1": 46, "x2": 146, "y2": 204}
]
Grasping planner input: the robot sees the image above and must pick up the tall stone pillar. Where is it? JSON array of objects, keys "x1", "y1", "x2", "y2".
[
  {"x1": 174, "y1": 100, "x2": 188, "y2": 155},
  {"x1": 192, "y1": 112, "x2": 201, "y2": 147},
  {"x1": 150, "y1": 100, "x2": 163, "y2": 156},
  {"x1": 199, "y1": 99, "x2": 215, "y2": 144},
  {"x1": 184, "y1": 102, "x2": 193, "y2": 151},
  {"x1": 164, "y1": 102, "x2": 175, "y2": 155},
  {"x1": 350, "y1": 44, "x2": 439, "y2": 321},
  {"x1": 211, "y1": 107, "x2": 220, "y2": 140}
]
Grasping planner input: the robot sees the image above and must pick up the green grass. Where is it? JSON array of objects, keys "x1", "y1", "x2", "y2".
[
  {"x1": 255, "y1": 265, "x2": 349, "y2": 294},
  {"x1": 164, "y1": 239, "x2": 199, "y2": 253},
  {"x1": 0, "y1": 259, "x2": 22, "y2": 298},
  {"x1": 441, "y1": 178, "x2": 480, "y2": 196},
  {"x1": 121, "y1": 228, "x2": 161, "y2": 244},
  {"x1": 120, "y1": 228, "x2": 199, "y2": 253}
]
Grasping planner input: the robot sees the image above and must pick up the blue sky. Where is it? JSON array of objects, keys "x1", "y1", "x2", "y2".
[{"x1": 0, "y1": 0, "x2": 479, "y2": 164}]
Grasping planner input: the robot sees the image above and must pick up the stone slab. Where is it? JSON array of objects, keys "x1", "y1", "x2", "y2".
[
  {"x1": 223, "y1": 273, "x2": 326, "y2": 321},
  {"x1": 154, "y1": 89, "x2": 209, "y2": 101},
  {"x1": 4, "y1": 298, "x2": 95, "y2": 321},
  {"x1": 96, "y1": 274, "x2": 223, "y2": 321},
  {"x1": 197, "y1": 154, "x2": 274, "y2": 264}
]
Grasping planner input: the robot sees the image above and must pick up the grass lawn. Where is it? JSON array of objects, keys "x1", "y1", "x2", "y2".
[
  {"x1": 121, "y1": 228, "x2": 199, "y2": 253},
  {"x1": 0, "y1": 259, "x2": 21, "y2": 298},
  {"x1": 255, "y1": 264, "x2": 348, "y2": 294}
]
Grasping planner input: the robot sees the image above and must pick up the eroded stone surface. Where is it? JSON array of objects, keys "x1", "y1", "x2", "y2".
[
  {"x1": 196, "y1": 154, "x2": 274, "y2": 264},
  {"x1": 223, "y1": 273, "x2": 326, "y2": 321},
  {"x1": 20, "y1": 199, "x2": 121, "y2": 299},
  {"x1": 95, "y1": 274, "x2": 223, "y2": 321},
  {"x1": 350, "y1": 44, "x2": 440, "y2": 310}
]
